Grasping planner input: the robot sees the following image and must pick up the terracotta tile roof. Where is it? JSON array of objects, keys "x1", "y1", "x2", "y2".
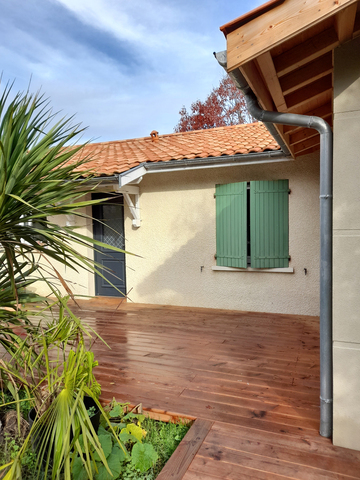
[{"x1": 78, "y1": 122, "x2": 280, "y2": 176}]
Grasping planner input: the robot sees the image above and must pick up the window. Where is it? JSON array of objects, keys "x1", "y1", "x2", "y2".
[{"x1": 215, "y1": 180, "x2": 289, "y2": 269}]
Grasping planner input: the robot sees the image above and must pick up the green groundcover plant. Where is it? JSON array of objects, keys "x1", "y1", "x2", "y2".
[
  {"x1": 71, "y1": 399, "x2": 159, "y2": 480},
  {"x1": 0, "y1": 397, "x2": 191, "y2": 480}
]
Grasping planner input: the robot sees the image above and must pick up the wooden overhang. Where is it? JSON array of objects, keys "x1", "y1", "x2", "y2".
[{"x1": 220, "y1": 0, "x2": 360, "y2": 157}]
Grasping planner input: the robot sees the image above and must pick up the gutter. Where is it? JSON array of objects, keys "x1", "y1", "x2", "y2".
[
  {"x1": 85, "y1": 175, "x2": 120, "y2": 186},
  {"x1": 118, "y1": 150, "x2": 290, "y2": 187},
  {"x1": 144, "y1": 150, "x2": 289, "y2": 171},
  {"x1": 82, "y1": 151, "x2": 290, "y2": 189},
  {"x1": 214, "y1": 50, "x2": 333, "y2": 438}
]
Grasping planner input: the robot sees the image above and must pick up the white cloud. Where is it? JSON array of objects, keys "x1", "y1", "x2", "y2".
[
  {"x1": 52, "y1": 0, "x2": 219, "y2": 71},
  {"x1": 53, "y1": 0, "x2": 191, "y2": 45},
  {"x1": 2, "y1": 0, "x2": 261, "y2": 141}
]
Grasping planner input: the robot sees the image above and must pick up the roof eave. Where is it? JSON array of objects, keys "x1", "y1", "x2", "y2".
[{"x1": 117, "y1": 150, "x2": 290, "y2": 187}]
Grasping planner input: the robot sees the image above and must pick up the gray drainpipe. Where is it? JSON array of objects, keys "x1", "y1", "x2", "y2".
[{"x1": 214, "y1": 51, "x2": 333, "y2": 438}]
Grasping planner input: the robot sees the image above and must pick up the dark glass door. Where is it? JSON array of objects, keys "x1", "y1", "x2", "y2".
[{"x1": 92, "y1": 193, "x2": 126, "y2": 297}]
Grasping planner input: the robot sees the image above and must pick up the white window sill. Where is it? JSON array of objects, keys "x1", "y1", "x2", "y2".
[{"x1": 212, "y1": 266, "x2": 294, "y2": 273}]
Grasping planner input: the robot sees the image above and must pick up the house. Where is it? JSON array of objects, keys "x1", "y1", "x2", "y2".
[
  {"x1": 215, "y1": 0, "x2": 360, "y2": 451},
  {"x1": 33, "y1": 0, "x2": 360, "y2": 452},
  {"x1": 39, "y1": 121, "x2": 321, "y2": 319}
]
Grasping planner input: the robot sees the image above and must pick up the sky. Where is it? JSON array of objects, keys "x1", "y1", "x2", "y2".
[{"x1": 1, "y1": 0, "x2": 262, "y2": 143}]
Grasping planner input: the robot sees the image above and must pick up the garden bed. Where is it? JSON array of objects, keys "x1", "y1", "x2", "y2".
[
  {"x1": 125, "y1": 405, "x2": 212, "y2": 480},
  {"x1": 0, "y1": 394, "x2": 206, "y2": 480}
]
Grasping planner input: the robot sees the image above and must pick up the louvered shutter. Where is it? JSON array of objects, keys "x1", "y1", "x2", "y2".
[
  {"x1": 250, "y1": 180, "x2": 289, "y2": 268},
  {"x1": 215, "y1": 182, "x2": 247, "y2": 268}
]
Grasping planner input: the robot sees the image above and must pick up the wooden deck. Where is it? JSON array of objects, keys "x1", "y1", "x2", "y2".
[{"x1": 73, "y1": 299, "x2": 360, "y2": 479}]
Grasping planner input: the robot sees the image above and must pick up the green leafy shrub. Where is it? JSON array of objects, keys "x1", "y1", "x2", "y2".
[
  {"x1": 142, "y1": 417, "x2": 191, "y2": 478},
  {"x1": 0, "y1": 397, "x2": 190, "y2": 480},
  {"x1": 0, "y1": 388, "x2": 32, "y2": 420},
  {"x1": 0, "y1": 434, "x2": 37, "y2": 480},
  {"x1": 72, "y1": 400, "x2": 158, "y2": 480}
]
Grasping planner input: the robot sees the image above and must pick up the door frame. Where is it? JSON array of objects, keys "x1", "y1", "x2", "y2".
[{"x1": 92, "y1": 193, "x2": 126, "y2": 297}]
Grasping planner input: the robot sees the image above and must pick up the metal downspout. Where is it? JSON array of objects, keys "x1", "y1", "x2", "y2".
[{"x1": 214, "y1": 51, "x2": 333, "y2": 438}]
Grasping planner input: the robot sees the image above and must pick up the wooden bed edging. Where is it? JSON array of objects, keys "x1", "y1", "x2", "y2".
[
  {"x1": 156, "y1": 418, "x2": 213, "y2": 480},
  {"x1": 137, "y1": 405, "x2": 196, "y2": 424},
  {"x1": 100, "y1": 399, "x2": 197, "y2": 424}
]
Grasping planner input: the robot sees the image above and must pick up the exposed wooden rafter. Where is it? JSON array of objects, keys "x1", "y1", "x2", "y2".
[
  {"x1": 279, "y1": 53, "x2": 333, "y2": 95},
  {"x1": 223, "y1": 0, "x2": 359, "y2": 157},
  {"x1": 293, "y1": 135, "x2": 320, "y2": 155},
  {"x1": 256, "y1": 52, "x2": 287, "y2": 111},
  {"x1": 335, "y1": 3, "x2": 358, "y2": 42},
  {"x1": 240, "y1": 61, "x2": 292, "y2": 155},
  {"x1": 226, "y1": 0, "x2": 357, "y2": 71},
  {"x1": 297, "y1": 145, "x2": 321, "y2": 156},
  {"x1": 290, "y1": 128, "x2": 319, "y2": 147},
  {"x1": 284, "y1": 75, "x2": 332, "y2": 110},
  {"x1": 240, "y1": 61, "x2": 274, "y2": 111},
  {"x1": 273, "y1": 27, "x2": 338, "y2": 77}
]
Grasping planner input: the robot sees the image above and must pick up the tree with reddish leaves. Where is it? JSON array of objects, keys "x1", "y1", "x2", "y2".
[{"x1": 174, "y1": 76, "x2": 253, "y2": 132}]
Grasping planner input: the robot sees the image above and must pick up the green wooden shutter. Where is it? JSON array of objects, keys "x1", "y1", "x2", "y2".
[
  {"x1": 250, "y1": 180, "x2": 289, "y2": 268},
  {"x1": 215, "y1": 182, "x2": 247, "y2": 268}
]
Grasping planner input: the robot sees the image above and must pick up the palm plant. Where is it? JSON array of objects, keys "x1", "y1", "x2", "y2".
[
  {"x1": 0, "y1": 85, "x2": 130, "y2": 478},
  {"x1": 0, "y1": 84, "x2": 127, "y2": 344},
  {"x1": 0, "y1": 305, "x2": 127, "y2": 480}
]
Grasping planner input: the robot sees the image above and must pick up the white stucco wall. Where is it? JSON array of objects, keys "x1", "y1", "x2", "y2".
[
  {"x1": 333, "y1": 36, "x2": 360, "y2": 451},
  {"x1": 33, "y1": 201, "x2": 95, "y2": 299},
  {"x1": 33, "y1": 153, "x2": 320, "y2": 316},
  {"x1": 125, "y1": 153, "x2": 320, "y2": 315}
]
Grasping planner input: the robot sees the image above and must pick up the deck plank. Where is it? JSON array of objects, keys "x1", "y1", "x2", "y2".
[
  {"x1": 204, "y1": 430, "x2": 360, "y2": 477},
  {"x1": 196, "y1": 443, "x2": 356, "y2": 479},
  {"x1": 71, "y1": 301, "x2": 360, "y2": 479}
]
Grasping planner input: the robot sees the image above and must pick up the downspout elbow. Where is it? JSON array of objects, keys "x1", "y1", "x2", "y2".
[
  {"x1": 214, "y1": 51, "x2": 332, "y2": 137},
  {"x1": 214, "y1": 52, "x2": 292, "y2": 156}
]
